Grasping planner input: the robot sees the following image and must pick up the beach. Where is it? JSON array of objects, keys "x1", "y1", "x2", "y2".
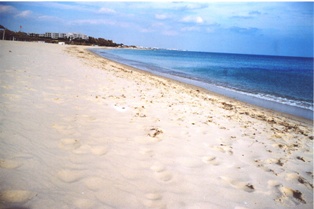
[{"x1": 0, "y1": 41, "x2": 313, "y2": 209}]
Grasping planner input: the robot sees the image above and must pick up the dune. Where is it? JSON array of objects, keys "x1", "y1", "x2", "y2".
[{"x1": 0, "y1": 40, "x2": 312, "y2": 209}]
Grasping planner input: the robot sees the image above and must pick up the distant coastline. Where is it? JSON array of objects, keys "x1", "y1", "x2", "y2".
[{"x1": 0, "y1": 25, "x2": 122, "y2": 47}]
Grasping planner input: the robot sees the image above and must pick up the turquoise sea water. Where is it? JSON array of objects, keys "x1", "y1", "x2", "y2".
[{"x1": 92, "y1": 48, "x2": 313, "y2": 120}]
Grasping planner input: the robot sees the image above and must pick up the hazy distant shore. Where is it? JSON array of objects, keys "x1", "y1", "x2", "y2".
[{"x1": 0, "y1": 41, "x2": 312, "y2": 209}]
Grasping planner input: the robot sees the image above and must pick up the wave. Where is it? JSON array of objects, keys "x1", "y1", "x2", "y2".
[{"x1": 216, "y1": 85, "x2": 313, "y2": 111}]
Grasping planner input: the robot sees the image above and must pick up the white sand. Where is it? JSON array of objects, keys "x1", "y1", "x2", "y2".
[{"x1": 0, "y1": 41, "x2": 313, "y2": 209}]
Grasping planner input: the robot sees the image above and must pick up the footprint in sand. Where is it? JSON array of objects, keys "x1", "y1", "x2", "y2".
[
  {"x1": 52, "y1": 97, "x2": 64, "y2": 104},
  {"x1": 142, "y1": 193, "x2": 165, "y2": 208},
  {"x1": 154, "y1": 170, "x2": 173, "y2": 182},
  {"x1": 265, "y1": 158, "x2": 285, "y2": 167},
  {"x1": 221, "y1": 176, "x2": 255, "y2": 193},
  {"x1": 285, "y1": 173, "x2": 299, "y2": 181},
  {"x1": 57, "y1": 169, "x2": 84, "y2": 183},
  {"x1": 285, "y1": 173, "x2": 313, "y2": 189},
  {"x1": 139, "y1": 147, "x2": 154, "y2": 158},
  {"x1": 150, "y1": 163, "x2": 166, "y2": 173},
  {"x1": 90, "y1": 146, "x2": 109, "y2": 156},
  {"x1": 59, "y1": 138, "x2": 81, "y2": 151},
  {"x1": 148, "y1": 128, "x2": 163, "y2": 138},
  {"x1": 267, "y1": 181, "x2": 307, "y2": 205},
  {"x1": 202, "y1": 156, "x2": 219, "y2": 166},
  {"x1": 145, "y1": 193, "x2": 163, "y2": 200},
  {"x1": 72, "y1": 144, "x2": 91, "y2": 155},
  {"x1": 150, "y1": 162, "x2": 173, "y2": 182},
  {"x1": 212, "y1": 144, "x2": 233, "y2": 155},
  {"x1": 0, "y1": 190, "x2": 36, "y2": 204},
  {"x1": 275, "y1": 185, "x2": 306, "y2": 205},
  {"x1": 0, "y1": 159, "x2": 22, "y2": 169},
  {"x1": 83, "y1": 177, "x2": 104, "y2": 191}
]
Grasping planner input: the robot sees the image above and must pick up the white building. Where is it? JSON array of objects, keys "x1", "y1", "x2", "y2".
[
  {"x1": 59, "y1": 33, "x2": 67, "y2": 39},
  {"x1": 78, "y1": 33, "x2": 88, "y2": 40},
  {"x1": 51, "y1": 33, "x2": 59, "y2": 39},
  {"x1": 44, "y1": 32, "x2": 52, "y2": 38},
  {"x1": 67, "y1": 32, "x2": 88, "y2": 40},
  {"x1": 43, "y1": 32, "x2": 88, "y2": 40}
]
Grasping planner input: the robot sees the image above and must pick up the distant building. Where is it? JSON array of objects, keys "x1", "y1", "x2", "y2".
[
  {"x1": 51, "y1": 33, "x2": 59, "y2": 39},
  {"x1": 78, "y1": 33, "x2": 88, "y2": 40},
  {"x1": 45, "y1": 32, "x2": 52, "y2": 38},
  {"x1": 59, "y1": 33, "x2": 67, "y2": 39},
  {"x1": 67, "y1": 32, "x2": 88, "y2": 40},
  {"x1": 66, "y1": 32, "x2": 75, "y2": 40},
  {"x1": 31, "y1": 32, "x2": 88, "y2": 40}
]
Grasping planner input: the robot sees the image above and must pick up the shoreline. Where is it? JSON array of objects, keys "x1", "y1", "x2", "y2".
[
  {"x1": 88, "y1": 47, "x2": 313, "y2": 125},
  {"x1": 90, "y1": 48, "x2": 313, "y2": 121},
  {"x1": 1, "y1": 41, "x2": 313, "y2": 209}
]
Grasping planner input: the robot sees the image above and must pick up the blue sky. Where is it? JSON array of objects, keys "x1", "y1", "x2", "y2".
[{"x1": 0, "y1": 1, "x2": 313, "y2": 57}]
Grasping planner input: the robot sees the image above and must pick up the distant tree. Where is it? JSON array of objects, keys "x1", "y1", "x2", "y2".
[
  {"x1": 0, "y1": 25, "x2": 124, "y2": 47},
  {"x1": 88, "y1": 37, "x2": 97, "y2": 45}
]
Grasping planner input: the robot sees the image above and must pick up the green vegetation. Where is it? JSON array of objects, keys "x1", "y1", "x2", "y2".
[{"x1": 0, "y1": 25, "x2": 123, "y2": 47}]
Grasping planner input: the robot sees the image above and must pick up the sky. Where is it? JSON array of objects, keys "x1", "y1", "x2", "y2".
[{"x1": 0, "y1": 1, "x2": 313, "y2": 57}]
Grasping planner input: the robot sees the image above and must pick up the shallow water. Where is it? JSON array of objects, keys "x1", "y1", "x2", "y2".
[{"x1": 92, "y1": 48, "x2": 314, "y2": 120}]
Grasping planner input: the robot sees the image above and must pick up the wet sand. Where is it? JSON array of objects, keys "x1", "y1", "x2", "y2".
[{"x1": 0, "y1": 41, "x2": 313, "y2": 209}]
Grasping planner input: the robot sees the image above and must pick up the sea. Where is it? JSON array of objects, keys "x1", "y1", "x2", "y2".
[{"x1": 91, "y1": 48, "x2": 314, "y2": 120}]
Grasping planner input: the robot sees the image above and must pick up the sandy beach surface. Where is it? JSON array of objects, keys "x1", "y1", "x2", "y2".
[{"x1": 0, "y1": 41, "x2": 313, "y2": 209}]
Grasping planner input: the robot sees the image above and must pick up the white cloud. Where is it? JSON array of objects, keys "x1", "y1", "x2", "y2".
[
  {"x1": 155, "y1": 14, "x2": 170, "y2": 20},
  {"x1": 0, "y1": 5, "x2": 15, "y2": 13},
  {"x1": 98, "y1": 7, "x2": 116, "y2": 14},
  {"x1": 175, "y1": 3, "x2": 208, "y2": 11},
  {"x1": 15, "y1": 10, "x2": 32, "y2": 18},
  {"x1": 181, "y1": 16, "x2": 204, "y2": 24},
  {"x1": 195, "y1": 17, "x2": 204, "y2": 24}
]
